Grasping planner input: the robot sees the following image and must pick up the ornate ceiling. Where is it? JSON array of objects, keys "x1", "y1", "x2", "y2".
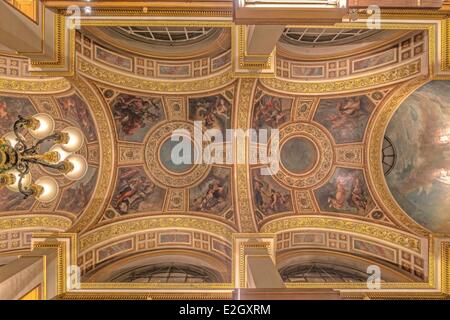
[{"x1": 0, "y1": 18, "x2": 448, "y2": 294}]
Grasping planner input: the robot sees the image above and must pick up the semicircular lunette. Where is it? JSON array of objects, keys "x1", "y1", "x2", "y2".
[{"x1": 385, "y1": 80, "x2": 450, "y2": 234}]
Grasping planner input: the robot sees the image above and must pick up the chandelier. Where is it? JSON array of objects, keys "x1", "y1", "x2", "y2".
[{"x1": 0, "y1": 113, "x2": 88, "y2": 202}]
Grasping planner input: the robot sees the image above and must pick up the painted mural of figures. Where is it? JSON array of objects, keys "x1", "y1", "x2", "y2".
[
  {"x1": 189, "y1": 167, "x2": 231, "y2": 214},
  {"x1": 0, "y1": 188, "x2": 35, "y2": 212},
  {"x1": 189, "y1": 94, "x2": 232, "y2": 135},
  {"x1": 195, "y1": 180, "x2": 227, "y2": 212},
  {"x1": 57, "y1": 94, "x2": 98, "y2": 142},
  {"x1": 113, "y1": 169, "x2": 156, "y2": 214},
  {"x1": 349, "y1": 177, "x2": 368, "y2": 211},
  {"x1": 58, "y1": 167, "x2": 98, "y2": 214},
  {"x1": 327, "y1": 178, "x2": 347, "y2": 210},
  {"x1": 0, "y1": 96, "x2": 36, "y2": 136},
  {"x1": 110, "y1": 167, "x2": 165, "y2": 215},
  {"x1": 253, "y1": 95, "x2": 291, "y2": 130},
  {"x1": 252, "y1": 172, "x2": 292, "y2": 215},
  {"x1": 111, "y1": 93, "x2": 164, "y2": 142},
  {"x1": 315, "y1": 168, "x2": 374, "y2": 216},
  {"x1": 314, "y1": 95, "x2": 375, "y2": 144},
  {"x1": 326, "y1": 97, "x2": 361, "y2": 130},
  {"x1": 328, "y1": 176, "x2": 367, "y2": 212}
]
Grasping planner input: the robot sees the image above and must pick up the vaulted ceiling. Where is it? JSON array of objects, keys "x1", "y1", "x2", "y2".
[{"x1": 0, "y1": 23, "x2": 447, "y2": 286}]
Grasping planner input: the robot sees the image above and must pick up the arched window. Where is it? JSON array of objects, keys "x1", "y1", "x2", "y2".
[
  {"x1": 110, "y1": 263, "x2": 221, "y2": 283},
  {"x1": 280, "y1": 262, "x2": 370, "y2": 283}
]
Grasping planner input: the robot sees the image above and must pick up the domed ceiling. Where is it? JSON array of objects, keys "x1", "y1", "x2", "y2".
[{"x1": 385, "y1": 81, "x2": 450, "y2": 233}]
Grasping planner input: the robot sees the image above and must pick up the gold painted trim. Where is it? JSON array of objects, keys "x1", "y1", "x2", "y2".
[
  {"x1": 442, "y1": 242, "x2": 450, "y2": 294},
  {"x1": 237, "y1": 25, "x2": 272, "y2": 70},
  {"x1": 58, "y1": 291, "x2": 233, "y2": 300},
  {"x1": 260, "y1": 216, "x2": 422, "y2": 253},
  {"x1": 366, "y1": 76, "x2": 432, "y2": 237},
  {"x1": 77, "y1": 57, "x2": 235, "y2": 93},
  {"x1": 80, "y1": 282, "x2": 234, "y2": 290},
  {"x1": 0, "y1": 215, "x2": 71, "y2": 231},
  {"x1": 261, "y1": 59, "x2": 423, "y2": 94},
  {"x1": 32, "y1": 241, "x2": 66, "y2": 295},
  {"x1": 67, "y1": 76, "x2": 116, "y2": 234},
  {"x1": 235, "y1": 78, "x2": 258, "y2": 233},
  {"x1": 0, "y1": 77, "x2": 70, "y2": 93},
  {"x1": 79, "y1": 216, "x2": 237, "y2": 251}
]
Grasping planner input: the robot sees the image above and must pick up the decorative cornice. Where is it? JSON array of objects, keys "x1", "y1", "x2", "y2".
[
  {"x1": 77, "y1": 57, "x2": 235, "y2": 93},
  {"x1": 260, "y1": 59, "x2": 422, "y2": 95},
  {"x1": 79, "y1": 216, "x2": 237, "y2": 251},
  {"x1": 0, "y1": 215, "x2": 71, "y2": 231},
  {"x1": 260, "y1": 216, "x2": 422, "y2": 253},
  {"x1": 0, "y1": 77, "x2": 70, "y2": 93}
]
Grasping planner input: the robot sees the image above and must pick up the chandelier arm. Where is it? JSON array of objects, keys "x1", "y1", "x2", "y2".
[
  {"x1": 27, "y1": 158, "x2": 67, "y2": 171},
  {"x1": 24, "y1": 133, "x2": 63, "y2": 155},
  {"x1": 16, "y1": 165, "x2": 33, "y2": 199},
  {"x1": 12, "y1": 116, "x2": 30, "y2": 151}
]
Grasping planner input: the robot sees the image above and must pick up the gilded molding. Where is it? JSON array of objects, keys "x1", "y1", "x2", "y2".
[
  {"x1": 32, "y1": 241, "x2": 66, "y2": 295},
  {"x1": 80, "y1": 282, "x2": 233, "y2": 290},
  {"x1": 77, "y1": 57, "x2": 235, "y2": 93},
  {"x1": 0, "y1": 215, "x2": 71, "y2": 231},
  {"x1": 0, "y1": 77, "x2": 70, "y2": 93},
  {"x1": 261, "y1": 59, "x2": 422, "y2": 94},
  {"x1": 441, "y1": 242, "x2": 450, "y2": 294},
  {"x1": 235, "y1": 79, "x2": 257, "y2": 233},
  {"x1": 366, "y1": 76, "x2": 431, "y2": 236},
  {"x1": 58, "y1": 291, "x2": 233, "y2": 300},
  {"x1": 260, "y1": 216, "x2": 422, "y2": 253},
  {"x1": 68, "y1": 76, "x2": 116, "y2": 233},
  {"x1": 79, "y1": 216, "x2": 237, "y2": 251}
]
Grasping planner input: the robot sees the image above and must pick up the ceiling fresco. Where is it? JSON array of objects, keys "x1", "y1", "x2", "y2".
[
  {"x1": 249, "y1": 85, "x2": 395, "y2": 227},
  {"x1": 0, "y1": 91, "x2": 99, "y2": 222},
  {"x1": 385, "y1": 80, "x2": 450, "y2": 233},
  {"x1": 0, "y1": 25, "x2": 440, "y2": 286}
]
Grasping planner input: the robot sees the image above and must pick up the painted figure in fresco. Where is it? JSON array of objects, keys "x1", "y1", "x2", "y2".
[
  {"x1": 58, "y1": 95, "x2": 97, "y2": 141},
  {"x1": 327, "y1": 178, "x2": 347, "y2": 210},
  {"x1": 254, "y1": 96, "x2": 287, "y2": 129},
  {"x1": 0, "y1": 101, "x2": 7, "y2": 119},
  {"x1": 62, "y1": 182, "x2": 92, "y2": 213},
  {"x1": 112, "y1": 95, "x2": 162, "y2": 136},
  {"x1": 0, "y1": 96, "x2": 36, "y2": 136},
  {"x1": 195, "y1": 97, "x2": 230, "y2": 130},
  {"x1": 326, "y1": 97, "x2": 362, "y2": 130},
  {"x1": 113, "y1": 168, "x2": 156, "y2": 214},
  {"x1": 253, "y1": 177, "x2": 290, "y2": 215},
  {"x1": 349, "y1": 177, "x2": 368, "y2": 211},
  {"x1": 194, "y1": 179, "x2": 227, "y2": 212},
  {"x1": 328, "y1": 176, "x2": 368, "y2": 213}
]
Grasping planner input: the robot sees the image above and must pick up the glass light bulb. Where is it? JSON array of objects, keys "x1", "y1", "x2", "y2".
[
  {"x1": 49, "y1": 145, "x2": 71, "y2": 161},
  {"x1": 6, "y1": 170, "x2": 32, "y2": 192},
  {"x1": 60, "y1": 127, "x2": 84, "y2": 152},
  {"x1": 2, "y1": 131, "x2": 24, "y2": 147},
  {"x1": 64, "y1": 154, "x2": 88, "y2": 180},
  {"x1": 34, "y1": 176, "x2": 59, "y2": 203},
  {"x1": 28, "y1": 113, "x2": 55, "y2": 139}
]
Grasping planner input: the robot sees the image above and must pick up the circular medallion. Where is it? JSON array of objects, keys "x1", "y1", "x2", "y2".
[
  {"x1": 273, "y1": 122, "x2": 334, "y2": 189},
  {"x1": 159, "y1": 137, "x2": 194, "y2": 174},
  {"x1": 144, "y1": 121, "x2": 210, "y2": 188},
  {"x1": 280, "y1": 137, "x2": 318, "y2": 175}
]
